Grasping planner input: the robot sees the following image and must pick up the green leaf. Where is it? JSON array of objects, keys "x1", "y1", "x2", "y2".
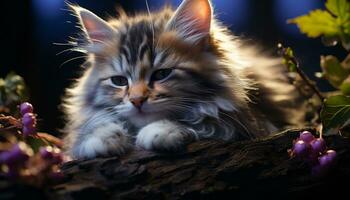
[
  {"x1": 320, "y1": 55, "x2": 349, "y2": 88},
  {"x1": 345, "y1": 21, "x2": 350, "y2": 35},
  {"x1": 340, "y1": 76, "x2": 350, "y2": 95},
  {"x1": 326, "y1": 0, "x2": 350, "y2": 50},
  {"x1": 326, "y1": 0, "x2": 350, "y2": 21},
  {"x1": 321, "y1": 95, "x2": 350, "y2": 134},
  {"x1": 287, "y1": 60, "x2": 297, "y2": 72},
  {"x1": 289, "y1": 10, "x2": 339, "y2": 38},
  {"x1": 285, "y1": 47, "x2": 294, "y2": 58},
  {"x1": 5, "y1": 72, "x2": 25, "y2": 92},
  {"x1": 1, "y1": 72, "x2": 29, "y2": 114}
]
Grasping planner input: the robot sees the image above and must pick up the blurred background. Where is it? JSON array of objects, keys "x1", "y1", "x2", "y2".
[{"x1": 1, "y1": 0, "x2": 347, "y2": 135}]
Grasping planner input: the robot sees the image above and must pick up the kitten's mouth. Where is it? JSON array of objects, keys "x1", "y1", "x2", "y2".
[
  {"x1": 132, "y1": 106, "x2": 150, "y2": 116},
  {"x1": 133, "y1": 103, "x2": 154, "y2": 115},
  {"x1": 128, "y1": 103, "x2": 164, "y2": 117}
]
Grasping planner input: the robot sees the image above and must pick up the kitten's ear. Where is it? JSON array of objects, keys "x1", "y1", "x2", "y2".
[
  {"x1": 71, "y1": 6, "x2": 114, "y2": 44},
  {"x1": 167, "y1": 0, "x2": 212, "y2": 43}
]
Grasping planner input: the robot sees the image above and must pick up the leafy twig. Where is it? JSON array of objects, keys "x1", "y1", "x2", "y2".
[{"x1": 278, "y1": 43, "x2": 325, "y2": 102}]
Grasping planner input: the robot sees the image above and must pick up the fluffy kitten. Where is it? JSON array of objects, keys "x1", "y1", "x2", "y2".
[{"x1": 63, "y1": 0, "x2": 307, "y2": 159}]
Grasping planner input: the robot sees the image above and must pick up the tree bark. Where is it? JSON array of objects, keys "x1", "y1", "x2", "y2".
[
  {"x1": 51, "y1": 129, "x2": 350, "y2": 199},
  {"x1": 1, "y1": 129, "x2": 350, "y2": 199}
]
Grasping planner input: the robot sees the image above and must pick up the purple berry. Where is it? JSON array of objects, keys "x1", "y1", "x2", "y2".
[
  {"x1": 9, "y1": 144, "x2": 30, "y2": 163},
  {"x1": 39, "y1": 147, "x2": 54, "y2": 160},
  {"x1": 0, "y1": 143, "x2": 32, "y2": 166},
  {"x1": 310, "y1": 138, "x2": 327, "y2": 154},
  {"x1": 299, "y1": 131, "x2": 315, "y2": 143},
  {"x1": 293, "y1": 140, "x2": 311, "y2": 157},
  {"x1": 22, "y1": 113, "x2": 37, "y2": 136},
  {"x1": 22, "y1": 113, "x2": 36, "y2": 127},
  {"x1": 20, "y1": 102, "x2": 33, "y2": 115},
  {"x1": 319, "y1": 150, "x2": 337, "y2": 167},
  {"x1": 22, "y1": 126, "x2": 36, "y2": 136},
  {"x1": 0, "y1": 152, "x2": 12, "y2": 164},
  {"x1": 40, "y1": 147, "x2": 63, "y2": 165},
  {"x1": 327, "y1": 150, "x2": 337, "y2": 157},
  {"x1": 52, "y1": 154, "x2": 63, "y2": 165},
  {"x1": 312, "y1": 150, "x2": 337, "y2": 176},
  {"x1": 51, "y1": 148, "x2": 63, "y2": 165}
]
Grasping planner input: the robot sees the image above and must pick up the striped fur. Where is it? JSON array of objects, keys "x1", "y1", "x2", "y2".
[{"x1": 63, "y1": 0, "x2": 307, "y2": 159}]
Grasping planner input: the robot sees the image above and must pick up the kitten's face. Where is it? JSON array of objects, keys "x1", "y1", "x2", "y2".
[
  {"x1": 74, "y1": 0, "x2": 231, "y2": 127},
  {"x1": 98, "y1": 35, "x2": 221, "y2": 127}
]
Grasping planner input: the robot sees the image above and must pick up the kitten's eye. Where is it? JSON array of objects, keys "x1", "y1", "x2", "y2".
[
  {"x1": 151, "y1": 68, "x2": 173, "y2": 82},
  {"x1": 110, "y1": 76, "x2": 128, "y2": 86}
]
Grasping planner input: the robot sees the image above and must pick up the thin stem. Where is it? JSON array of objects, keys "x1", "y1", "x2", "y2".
[
  {"x1": 0, "y1": 125, "x2": 18, "y2": 131},
  {"x1": 35, "y1": 134, "x2": 51, "y2": 146},
  {"x1": 291, "y1": 56, "x2": 325, "y2": 101},
  {"x1": 278, "y1": 44, "x2": 325, "y2": 102}
]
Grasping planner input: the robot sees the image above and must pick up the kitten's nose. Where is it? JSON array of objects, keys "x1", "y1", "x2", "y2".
[{"x1": 130, "y1": 97, "x2": 147, "y2": 108}]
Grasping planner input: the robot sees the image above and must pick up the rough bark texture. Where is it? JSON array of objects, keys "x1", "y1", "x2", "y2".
[{"x1": 1, "y1": 129, "x2": 350, "y2": 200}]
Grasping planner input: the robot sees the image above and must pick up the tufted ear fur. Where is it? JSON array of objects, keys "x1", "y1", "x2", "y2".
[
  {"x1": 166, "y1": 0, "x2": 212, "y2": 43},
  {"x1": 71, "y1": 6, "x2": 115, "y2": 45}
]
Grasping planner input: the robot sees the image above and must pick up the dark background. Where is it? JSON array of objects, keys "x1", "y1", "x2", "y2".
[{"x1": 1, "y1": 0, "x2": 347, "y2": 135}]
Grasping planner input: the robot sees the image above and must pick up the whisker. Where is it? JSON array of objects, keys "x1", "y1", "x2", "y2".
[
  {"x1": 218, "y1": 110, "x2": 251, "y2": 137},
  {"x1": 90, "y1": 38, "x2": 110, "y2": 46},
  {"x1": 56, "y1": 47, "x2": 82, "y2": 56},
  {"x1": 53, "y1": 42, "x2": 75, "y2": 46},
  {"x1": 59, "y1": 55, "x2": 89, "y2": 68},
  {"x1": 145, "y1": 0, "x2": 155, "y2": 50}
]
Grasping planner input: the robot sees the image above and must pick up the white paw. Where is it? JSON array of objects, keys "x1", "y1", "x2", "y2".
[
  {"x1": 72, "y1": 123, "x2": 131, "y2": 159},
  {"x1": 136, "y1": 120, "x2": 188, "y2": 151}
]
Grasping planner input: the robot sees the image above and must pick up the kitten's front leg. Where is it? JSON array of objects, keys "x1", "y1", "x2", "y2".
[
  {"x1": 136, "y1": 120, "x2": 194, "y2": 151},
  {"x1": 69, "y1": 123, "x2": 132, "y2": 159}
]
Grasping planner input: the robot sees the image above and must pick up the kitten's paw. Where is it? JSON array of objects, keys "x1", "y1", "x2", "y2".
[
  {"x1": 71, "y1": 123, "x2": 131, "y2": 159},
  {"x1": 136, "y1": 120, "x2": 191, "y2": 151}
]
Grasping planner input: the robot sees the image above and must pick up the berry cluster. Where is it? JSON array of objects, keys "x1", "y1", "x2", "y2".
[
  {"x1": 0, "y1": 143, "x2": 64, "y2": 182},
  {"x1": 20, "y1": 102, "x2": 37, "y2": 137},
  {"x1": 289, "y1": 131, "x2": 337, "y2": 176},
  {"x1": 39, "y1": 146, "x2": 64, "y2": 165},
  {"x1": 0, "y1": 102, "x2": 65, "y2": 185},
  {"x1": 39, "y1": 146, "x2": 65, "y2": 180},
  {"x1": 0, "y1": 142, "x2": 33, "y2": 179}
]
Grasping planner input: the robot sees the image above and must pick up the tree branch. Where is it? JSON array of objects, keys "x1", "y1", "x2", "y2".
[{"x1": 1, "y1": 129, "x2": 349, "y2": 199}]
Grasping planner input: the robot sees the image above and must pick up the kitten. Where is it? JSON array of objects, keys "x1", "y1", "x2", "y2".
[{"x1": 63, "y1": 0, "x2": 307, "y2": 159}]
